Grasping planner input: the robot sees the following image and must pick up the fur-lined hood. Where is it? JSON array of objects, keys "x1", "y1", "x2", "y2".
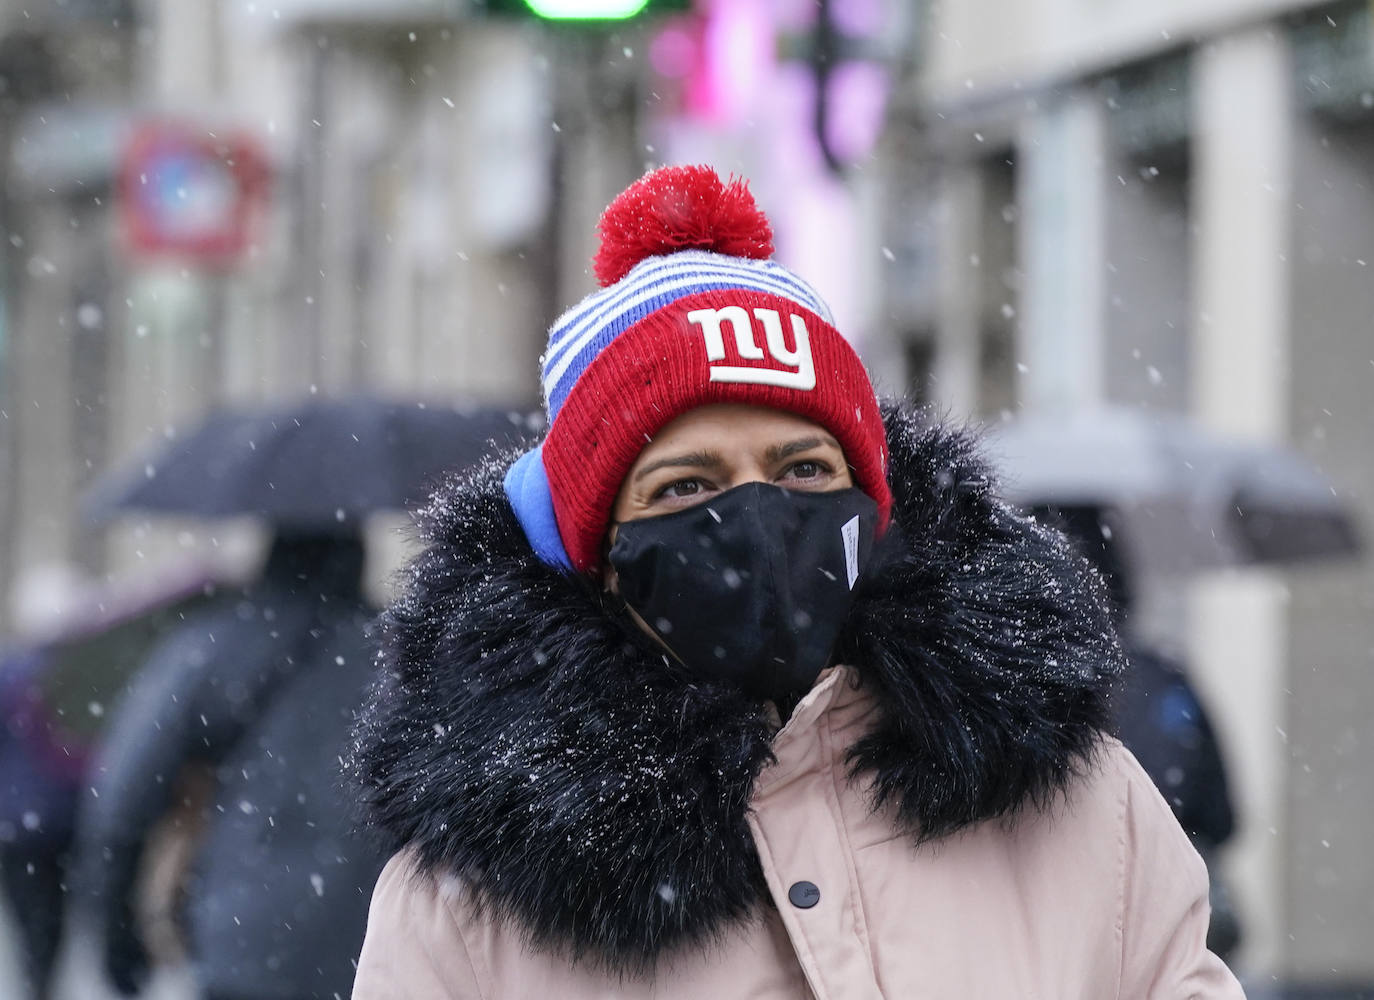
[{"x1": 349, "y1": 403, "x2": 1125, "y2": 971}]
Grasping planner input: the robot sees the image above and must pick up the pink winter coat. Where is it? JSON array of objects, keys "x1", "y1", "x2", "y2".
[
  {"x1": 353, "y1": 666, "x2": 1241, "y2": 999},
  {"x1": 347, "y1": 412, "x2": 1245, "y2": 999}
]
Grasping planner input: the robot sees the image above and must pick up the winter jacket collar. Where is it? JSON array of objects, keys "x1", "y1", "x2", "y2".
[
  {"x1": 756, "y1": 665, "x2": 874, "y2": 794},
  {"x1": 349, "y1": 403, "x2": 1126, "y2": 972}
]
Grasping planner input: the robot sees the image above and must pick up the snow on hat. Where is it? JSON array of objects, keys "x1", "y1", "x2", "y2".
[{"x1": 504, "y1": 164, "x2": 891, "y2": 572}]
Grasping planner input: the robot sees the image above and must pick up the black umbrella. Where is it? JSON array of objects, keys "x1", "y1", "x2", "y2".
[
  {"x1": 988, "y1": 407, "x2": 1361, "y2": 574},
  {"x1": 84, "y1": 396, "x2": 538, "y2": 526}
]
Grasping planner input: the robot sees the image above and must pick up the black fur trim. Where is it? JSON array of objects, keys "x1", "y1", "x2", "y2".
[
  {"x1": 835, "y1": 407, "x2": 1123, "y2": 841},
  {"x1": 348, "y1": 402, "x2": 1125, "y2": 970}
]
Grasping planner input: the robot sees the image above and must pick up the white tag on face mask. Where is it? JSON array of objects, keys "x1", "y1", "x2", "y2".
[{"x1": 841, "y1": 516, "x2": 860, "y2": 590}]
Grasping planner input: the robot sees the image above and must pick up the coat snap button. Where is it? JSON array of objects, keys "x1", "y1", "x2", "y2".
[{"x1": 788, "y1": 881, "x2": 820, "y2": 909}]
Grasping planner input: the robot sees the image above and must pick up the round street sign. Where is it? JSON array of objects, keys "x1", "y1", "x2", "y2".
[{"x1": 118, "y1": 122, "x2": 269, "y2": 265}]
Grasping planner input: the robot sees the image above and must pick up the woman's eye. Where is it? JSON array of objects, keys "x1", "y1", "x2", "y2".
[
  {"x1": 658, "y1": 479, "x2": 702, "y2": 499},
  {"x1": 783, "y1": 461, "x2": 825, "y2": 481}
]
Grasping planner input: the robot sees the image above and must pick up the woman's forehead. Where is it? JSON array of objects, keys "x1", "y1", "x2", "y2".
[{"x1": 637, "y1": 405, "x2": 841, "y2": 460}]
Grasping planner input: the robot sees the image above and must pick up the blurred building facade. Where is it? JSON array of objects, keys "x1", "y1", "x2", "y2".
[
  {"x1": 0, "y1": 0, "x2": 1372, "y2": 995},
  {"x1": 0, "y1": 0, "x2": 562, "y2": 612},
  {"x1": 885, "y1": 0, "x2": 1374, "y2": 991}
]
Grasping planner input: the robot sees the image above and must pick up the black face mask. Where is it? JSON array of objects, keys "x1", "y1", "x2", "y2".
[{"x1": 608, "y1": 482, "x2": 878, "y2": 702}]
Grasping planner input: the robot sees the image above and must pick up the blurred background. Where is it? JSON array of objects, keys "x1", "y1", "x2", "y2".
[{"x1": 0, "y1": 0, "x2": 1370, "y2": 996}]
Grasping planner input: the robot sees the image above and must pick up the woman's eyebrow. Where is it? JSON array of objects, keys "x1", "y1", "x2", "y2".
[
  {"x1": 765, "y1": 436, "x2": 837, "y2": 463},
  {"x1": 633, "y1": 450, "x2": 723, "y2": 482}
]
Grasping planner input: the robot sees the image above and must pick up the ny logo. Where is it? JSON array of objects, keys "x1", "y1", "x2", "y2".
[{"x1": 686, "y1": 306, "x2": 817, "y2": 391}]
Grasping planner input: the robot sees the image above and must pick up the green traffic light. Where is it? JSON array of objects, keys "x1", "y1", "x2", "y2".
[{"x1": 521, "y1": 0, "x2": 650, "y2": 18}]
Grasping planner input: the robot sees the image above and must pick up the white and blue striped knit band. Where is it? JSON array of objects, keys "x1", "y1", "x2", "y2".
[{"x1": 538, "y1": 249, "x2": 833, "y2": 421}]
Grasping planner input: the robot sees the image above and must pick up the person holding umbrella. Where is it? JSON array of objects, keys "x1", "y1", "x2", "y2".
[
  {"x1": 73, "y1": 529, "x2": 385, "y2": 1000},
  {"x1": 349, "y1": 167, "x2": 1244, "y2": 997},
  {"x1": 72, "y1": 398, "x2": 530, "y2": 999},
  {"x1": 1032, "y1": 503, "x2": 1243, "y2": 961},
  {"x1": 991, "y1": 411, "x2": 1364, "y2": 965}
]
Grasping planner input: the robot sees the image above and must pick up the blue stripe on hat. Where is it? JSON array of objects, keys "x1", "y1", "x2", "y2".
[
  {"x1": 547, "y1": 251, "x2": 828, "y2": 347},
  {"x1": 542, "y1": 268, "x2": 827, "y2": 391},
  {"x1": 503, "y1": 446, "x2": 572, "y2": 571},
  {"x1": 544, "y1": 252, "x2": 830, "y2": 365},
  {"x1": 544, "y1": 255, "x2": 830, "y2": 365}
]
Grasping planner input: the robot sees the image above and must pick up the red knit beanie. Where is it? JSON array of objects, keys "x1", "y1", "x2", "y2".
[{"x1": 503, "y1": 165, "x2": 891, "y2": 572}]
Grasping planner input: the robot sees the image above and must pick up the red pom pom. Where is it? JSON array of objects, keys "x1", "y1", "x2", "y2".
[{"x1": 592, "y1": 165, "x2": 774, "y2": 287}]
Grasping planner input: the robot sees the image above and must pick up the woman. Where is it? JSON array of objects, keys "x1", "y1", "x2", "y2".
[{"x1": 350, "y1": 166, "x2": 1244, "y2": 998}]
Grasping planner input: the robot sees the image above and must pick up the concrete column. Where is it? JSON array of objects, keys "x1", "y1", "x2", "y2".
[
  {"x1": 114, "y1": 0, "x2": 231, "y2": 456},
  {"x1": 932, "y1": 165, "x2": 984, "y2": 420},
  {"x1": 315, "y1": 45, "x2": 391, "y2": 394},
  {"x1": 1015, "y1": 90, "x2": 1107, "y2": 412},
  {"x1": 849, "y1": 157, "x2": 904, "y2": 394},
  {"x1": 1100, "y1": 154, "x2": 1191, "y2": 413},
  {"x1": 1189, "y1": 26, "x2": 1293, "y2": 978},
  {"x1": 551, "y1": 30, "x2": 641, "y2": 319},
  {"x1": 1280, "y1": 89, "x2": 1374, "y2": 986},
  {"x1": 8, "y1": 204, "x2": 80, "y2": 575},
  {"x1": 147, "y1": 0, "x2": 223, "y2": 105},
  {"x1": 372, "y1": 108, "x2": 425, "y2": 396},
  {"x1": 219, "y1": 5, "x2": 299, "y2": 404},
  {"x1": 418, "y1": 24, "x2": 548, "y2": 404}
]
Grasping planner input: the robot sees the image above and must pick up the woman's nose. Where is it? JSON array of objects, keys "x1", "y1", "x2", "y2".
[{"x1": 723, "y1": 467, "x2": 770, "y2": 489}]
